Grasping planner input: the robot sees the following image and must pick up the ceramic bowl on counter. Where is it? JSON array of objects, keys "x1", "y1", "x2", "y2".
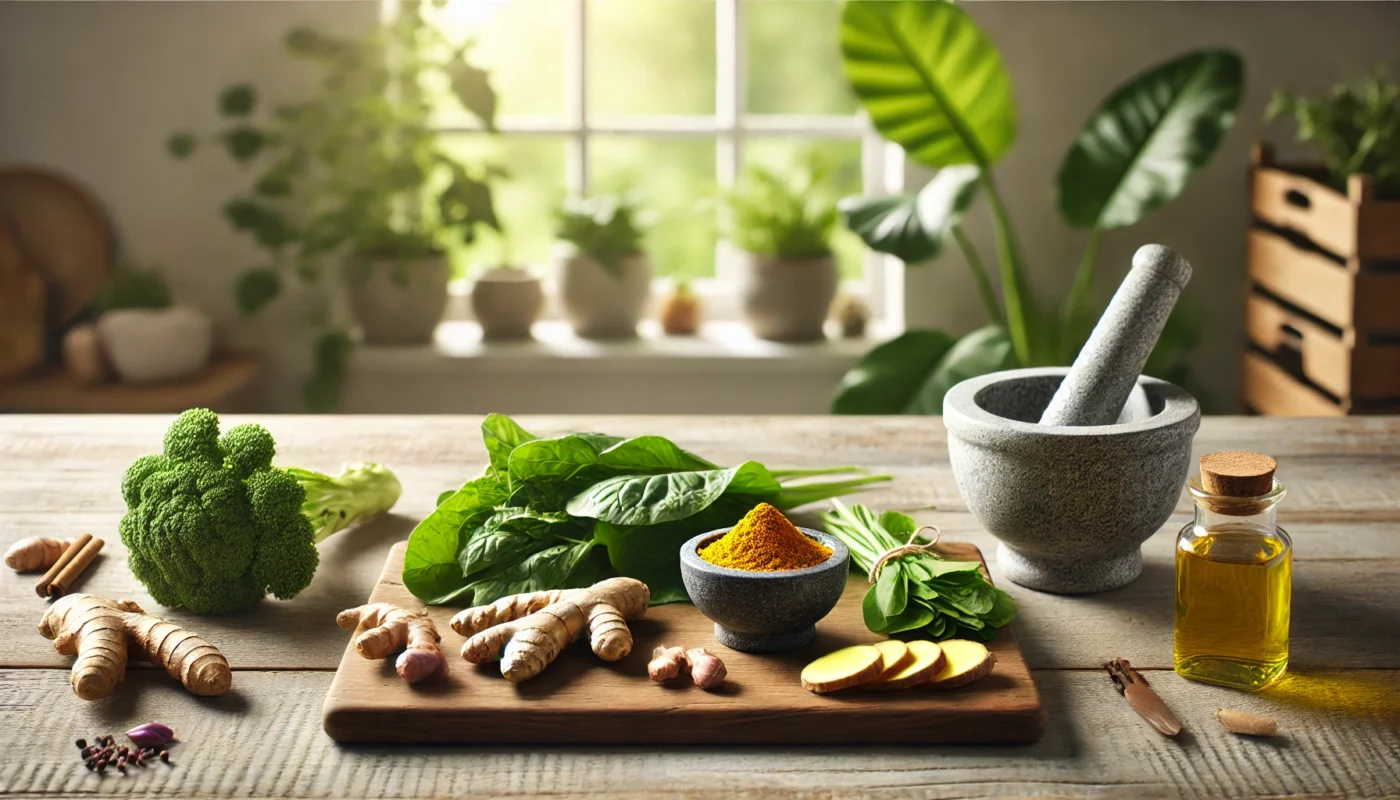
[
  {"x1": 96, "y1": 305, "x2": 214, "y2": 383},
  {"x1": 679, "y1": 527, "x2": 849, "y2": 653}
]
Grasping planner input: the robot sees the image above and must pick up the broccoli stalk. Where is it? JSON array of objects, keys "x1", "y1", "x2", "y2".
[
  {"x1": 286, "y1": 464, "x2": 403, "y2": 543},
  {"x1": 119, "y1": 409, "x2": 401, "y2": 615}
]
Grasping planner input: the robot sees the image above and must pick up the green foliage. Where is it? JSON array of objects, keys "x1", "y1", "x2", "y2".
[
  {"x1": 555, "y1": 196, "x2": 649, "y2": 276},
  {"x1": 833, "y1": 1, "x2": 1243, "y2": 414},
  {"x1": 304, "y1": 331, "x2": 353, "y2": 413},
  {"x1": 823, "y1": 500, "x2": 1016, "y2": 642},
  {"x1": 720, "y1": 154, "x2": 839, "y2": 259},
  {"x1": 170, "y1": 4, "x2": 504, "y2": 410},
  {"x1": 90, "y1": 267, "x2": 173, "y2": 314},
  {"x1": 402, "y1": 414, "x2": 892, "y2": 607},
  {"x1": 118, "y1": 409, "x2": 384, "y2": 614},
  {"x1": 1268, "y1": 65, "x2": 1400, "y2": 197}
]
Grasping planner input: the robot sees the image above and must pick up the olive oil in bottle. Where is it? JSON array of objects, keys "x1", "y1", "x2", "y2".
[{"x1": 1174, "y1": 451, "x2": 1291, "y2": 690}]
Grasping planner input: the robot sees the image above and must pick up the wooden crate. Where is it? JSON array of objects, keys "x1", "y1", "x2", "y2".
[{"x1": 1243, "y1": 144, "x2": 1400, "y2": 416}]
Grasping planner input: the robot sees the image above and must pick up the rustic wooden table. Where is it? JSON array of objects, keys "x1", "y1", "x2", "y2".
[{"x1": 2, "y1": 416, "x2": 1397, "y2": 799}]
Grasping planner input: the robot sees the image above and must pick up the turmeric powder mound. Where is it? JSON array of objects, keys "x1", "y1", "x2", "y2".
[{"x1": 699, "y1": 503, "x2": 832, "y2": 572}]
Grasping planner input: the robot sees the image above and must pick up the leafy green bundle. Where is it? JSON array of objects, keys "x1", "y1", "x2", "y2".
[
  {"x1": 822, "y1": 500, "x2": 1016, "y2": 642},
  {"x1": 403, "y1": 415, "x2": 891, "y2": 606}
]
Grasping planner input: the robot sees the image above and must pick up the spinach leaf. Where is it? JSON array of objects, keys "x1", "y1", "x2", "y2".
[
  {"x1": 465, "y1": 539, "x2": 597, "y2": 606},
  {"x1": 482, "y1": 414, "x2": 536, "y2": 474},
  {"x1": 593, "y1": 522, "x2": 692, "y2": 605},
  {"x1": 598, "y1": 435, "x2": 716, "y2": 472},
  {"x1": 882, "y1": 601, "x2": 936, "y2": 634},
  {"x1": 507, "y1": 433, "x2": 625, "y2": 503},
  {"x1": 874, "y1": 566, "x2": 908, "y2": 617},
  {"x1": 403, "y1": 473, "x2": 509, "y2": 604},
  {"x1": 566, "y1": 461, "x2": 779, "y2": 526}
]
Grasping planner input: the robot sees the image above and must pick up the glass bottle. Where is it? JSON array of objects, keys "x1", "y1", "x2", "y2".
[{"x1": 1174, "y1": 456, "x2": 1291, "y2": 691}]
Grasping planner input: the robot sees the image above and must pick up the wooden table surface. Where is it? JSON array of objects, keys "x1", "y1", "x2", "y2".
[{"x1": 2, "y1": 415, "x2": 1398, "y2": 799}]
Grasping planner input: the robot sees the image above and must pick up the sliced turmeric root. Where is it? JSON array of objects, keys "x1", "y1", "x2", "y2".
[
  {"x1": 925, "y1": 639, "x2": 996, "y2": 690},
  {"x1": 868, "y1": 640, "x2": 945, "y2": 691},
  {"x1": 872, "y1": 639, "x2": 912, "y2": 679},
  {"x1": 801, "y1": 644, "x2": 883, "y2": 693}
]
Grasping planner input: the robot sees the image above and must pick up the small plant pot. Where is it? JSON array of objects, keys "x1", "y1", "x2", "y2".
[
  {"x1": 471, "y1": 266, "x2": 544, "y2": 341},
  {"x1": 736, "y1": 251, "x2": 837, "y2": 342},
  {"x1": 96, "y1": 306, "x2": 214, "y2": 383},
  {"x1": 346, "y1": 254, "x2": 451, "y2": 346},
  {"x1": 554, "y1": 248, "x2": 652, "y2": 340}
]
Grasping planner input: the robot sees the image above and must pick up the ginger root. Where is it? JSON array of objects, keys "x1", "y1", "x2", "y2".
[
  {"x1": 5, "y1": 537, "x2": 73, "y2": 572},
  {"x1": 801, "y1": 644, "x2": 884, "y2": 693},
  {"x1": 452, "y1": 577, "x2": 649, "y2": 683},
  {"x1": 337, "y1": 602, "x2": 446, "y2": 683},
  {"x1": 647, "y1": 645, "x2": 728, "y2": 690},
  {"x1": 925, "y1": 639, "x2": 996, "y2": 690},
  {"x1": 37, "y1": 594, "x2": 231, "y2": 701}
]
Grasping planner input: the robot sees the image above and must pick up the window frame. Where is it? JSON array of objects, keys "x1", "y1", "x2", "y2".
[{"x1": 417, "y1": 0, "x2": 908, "y2": 324}]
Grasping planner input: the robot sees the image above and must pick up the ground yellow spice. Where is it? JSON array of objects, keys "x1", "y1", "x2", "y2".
[{"x1": 699, "y1": 503, "x2": 832, "y2": 572}]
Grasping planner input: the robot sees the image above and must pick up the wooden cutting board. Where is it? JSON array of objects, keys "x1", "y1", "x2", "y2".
[{"x1": 322, "y1": 541, "x2": 1044, "y2": 745}]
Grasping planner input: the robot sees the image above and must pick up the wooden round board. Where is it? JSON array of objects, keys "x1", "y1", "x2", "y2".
[{"x1": 0, "y1": 167, "x2": 113, "y2": 327}]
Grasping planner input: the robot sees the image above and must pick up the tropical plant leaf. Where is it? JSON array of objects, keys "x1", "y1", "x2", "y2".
[
  {"x1": 909, "y1": 324, "x2": 1016, "y2": 414},
  {"x1": 839, "y1": 165, "x2": 980, "y2": 263},
  {"x1": 1057, "y1": 49, "x2": 1244, "y2": 229},
  {"x1": 831, "y1": 329, "x2": 957, "y2": 414},
  {"x1": 448, "y1": 56, "x2": 497, "y2": 131},
  {"x1": 841, "y1": 0, "x2": 1016, "y2": 169}
]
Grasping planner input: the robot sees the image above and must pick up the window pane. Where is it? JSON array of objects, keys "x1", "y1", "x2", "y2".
[
  {"x1": 591, "y1": 137, "x2": 717, "y2": 280},
  {"x1": 433, "y1": 0, "x2": 566, "y2": 117},
  {"x1": 746, "y1": 0, "x2": 857, "y2": 115},
  {"x1": 588, "y1": 0, "x2": 716, "y2": 116},
  {"x1": 439, "y1": 135, "x2": 568, "y2": 276},
  {"x1": 743, "y1": 137, "x2": 864, "y2": 279}
]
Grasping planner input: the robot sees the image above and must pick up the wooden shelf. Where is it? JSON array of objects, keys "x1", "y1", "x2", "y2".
[{"x1": 0, "y1": 353, "x2": 260, "y2": 413}]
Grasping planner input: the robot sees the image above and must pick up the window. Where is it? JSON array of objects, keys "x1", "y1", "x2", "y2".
[{"x1": 418, "y1": 0, "x2": 904, "y2": 318}]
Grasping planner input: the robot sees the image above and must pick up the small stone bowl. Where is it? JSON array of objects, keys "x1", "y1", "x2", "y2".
[{"x1": 679, "y1": 527, "x2": 849, "y2": 653}]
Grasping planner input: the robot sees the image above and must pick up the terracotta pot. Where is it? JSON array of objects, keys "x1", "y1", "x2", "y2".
[
  {"x1": 471, "y1": 266, "x2": 544, "y2": 340},
  {"x1": 346, "y1": 254, "x2": 450, "y2": 346},
  {"x1": 554, "y1": 248, "x2": 652, "y2": 340},
  {"x1": 97, "y1": 306, "x2": 214, "y2": 383},
  {"x1": 736, "y1": 251, "x2": 837, "y2": 342}
]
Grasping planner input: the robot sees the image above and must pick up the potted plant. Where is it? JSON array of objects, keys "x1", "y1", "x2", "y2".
[
  {"x1": 722, "y1": 157, "x2": 841, "y2": 342},
  {"x1": 169, "y1": 3, "x2": 500, "y2": 405},
  {"x1": 553, "y1": 196, "x2": 652, "y2": 340},
  {"x1": 90, "y1": 266, "x2": 215, "y2": 384},
  {"x1": 832, "y1": 1, "x2": 1242, "y2": 413}
]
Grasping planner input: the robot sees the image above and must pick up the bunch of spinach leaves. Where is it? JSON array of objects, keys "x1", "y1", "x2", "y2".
[
  {"x1": 403, "y1": 415, "x2": 892, "y2": 606},
  {"x1": 822, "y1": 499, "x2": 1017, "y2": 642}
]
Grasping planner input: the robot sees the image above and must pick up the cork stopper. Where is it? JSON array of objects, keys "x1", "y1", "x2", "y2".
[{"x1": 1200, "y1": 451, "x2": 1277, "y2": 497}]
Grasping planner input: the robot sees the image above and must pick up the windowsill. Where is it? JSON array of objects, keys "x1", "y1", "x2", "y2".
[{"x1": 355, "y1": 320, "x2": 891, "y2": 375}]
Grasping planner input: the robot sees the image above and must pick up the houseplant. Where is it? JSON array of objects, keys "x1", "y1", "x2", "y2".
[
  {"x1": 1267, "y1": 65, "x2": 1400, "y2": 197},
  {"x1": 832, "y1": 0, "x2": 1242, "y2": 413},
  {"x1": 554, "y1": 195, "x2": 653, "y2": 339},
  {"x1": 90, "y1": 266, "x2": 215, "y2": 384},
  {"x1": 169, "y1": 2, "x2": 500, "y2": 405},
  {"x1": 721, "y1": 157, "x2": 841, "y2": 342}
]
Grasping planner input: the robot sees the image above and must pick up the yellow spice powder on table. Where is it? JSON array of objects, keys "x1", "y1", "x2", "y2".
[{"x1": 699, "y1": 503, "x2": 832, "y2": 572}]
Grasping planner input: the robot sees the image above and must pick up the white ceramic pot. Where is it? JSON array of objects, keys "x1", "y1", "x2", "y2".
[
  {"x1": 97, "y1": 306, "x2": 214, "y2": 383},
  {"x1": 471, "y1": 266, "x2": 544, "y2": 340},
  {"x1": 346, "y1": 254, "x2": 450, "y2": 346},
  {"x1": 736, "y1": 251, "x2": 838, "y2": 342},
  {"x1": 554, "y1": 248, "x2": 652, "y2": 340}
]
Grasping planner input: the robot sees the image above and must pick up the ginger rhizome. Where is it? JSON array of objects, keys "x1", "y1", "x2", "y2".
[
  {"x1": 5, "y1": 537, "x2": 73, "y2": 572},
  {"x1": 37, "y1": 594, "x2": 232, "y2": 700},
  {"x1": 647, "y1": 645, "x2": 728, "y2": 690},
  {"x1": 451, "y1": 577, "x2": 649, "y2": 682},
  {"x1": 337, "y1": 602, "x2": 446, "y2": 683},
  {"x1": 698, "y1": 503, "x2": 831, "y2": 572}
]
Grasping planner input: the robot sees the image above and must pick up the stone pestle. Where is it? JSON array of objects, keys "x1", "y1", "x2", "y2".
[{"x1": 1039, "y1": 244, "x2": 1193, "y2": 427}]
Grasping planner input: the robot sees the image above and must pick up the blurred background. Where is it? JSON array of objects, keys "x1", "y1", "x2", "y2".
[{"x1": 1, "y1": 0, "x2": 1397, "y2": 416}]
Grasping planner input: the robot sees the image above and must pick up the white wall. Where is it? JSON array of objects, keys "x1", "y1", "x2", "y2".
[{"x1": 3, "y1": 1, "x2": 1398, "y2": 413}]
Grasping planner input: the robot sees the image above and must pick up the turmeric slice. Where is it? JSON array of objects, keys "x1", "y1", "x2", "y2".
[
  {"x1": 868, "y1": 640, "x2": 945, "y2": 691},
  {"x1": 801, "y1": 644, "x2": 884, "y2": 693},
  {"x1": 925, "y1": 639, "x2": 996, "y2": 690},
  {"x1": 871, "y1": 640, "x2": 912, "y2": 679}
]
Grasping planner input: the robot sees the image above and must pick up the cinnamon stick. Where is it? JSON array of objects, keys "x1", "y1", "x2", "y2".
[
  {"x1": 35, "y1": 533, "x2": 92, "y2": 598},
  {"x1": 1106, "y1": 658, "x2": 1182, "y2": 737},
  {"x1": 46, "y1": 536, "x2": 104, "y2": 597}
]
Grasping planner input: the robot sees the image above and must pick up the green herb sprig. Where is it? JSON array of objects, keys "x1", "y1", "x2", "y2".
[
  {"x1": 823, "y1": 499, "x2": 1017, "y2": 642},
  {"x1": 1268, "y1": 65, "x2": 1400, "y2": 198}
]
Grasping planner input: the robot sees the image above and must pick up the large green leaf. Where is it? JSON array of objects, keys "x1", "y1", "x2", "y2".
[
  {"x1": 481, "y1": 414, "x2": 536, "y2": 475},
  {"x1": 838, "y1": 165, "x2": 980, "y2": 264},
  {"x1": 841, "y1": 0, "x2": 1016, "y2": 169},
  {"x1": 831, "y1": 330, "x2": 957, "y2": 414},
  {"x1": 909, "y1": 325, "x2": 1016, "y2": 414},
  {"x1": 1057, "y1": 50, "x2": 1244, "y2": 229},
  {"x1": 566, "y1": 462, "x2": 779, "y2": 527},
  {"x1": 403, "y1": 473, "x2": 510, "y2": 604}
]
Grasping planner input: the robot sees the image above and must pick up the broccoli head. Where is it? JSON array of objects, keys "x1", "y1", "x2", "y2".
[{"x1": 119, "y1": 408, "x2": 318, "y2": 614}]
